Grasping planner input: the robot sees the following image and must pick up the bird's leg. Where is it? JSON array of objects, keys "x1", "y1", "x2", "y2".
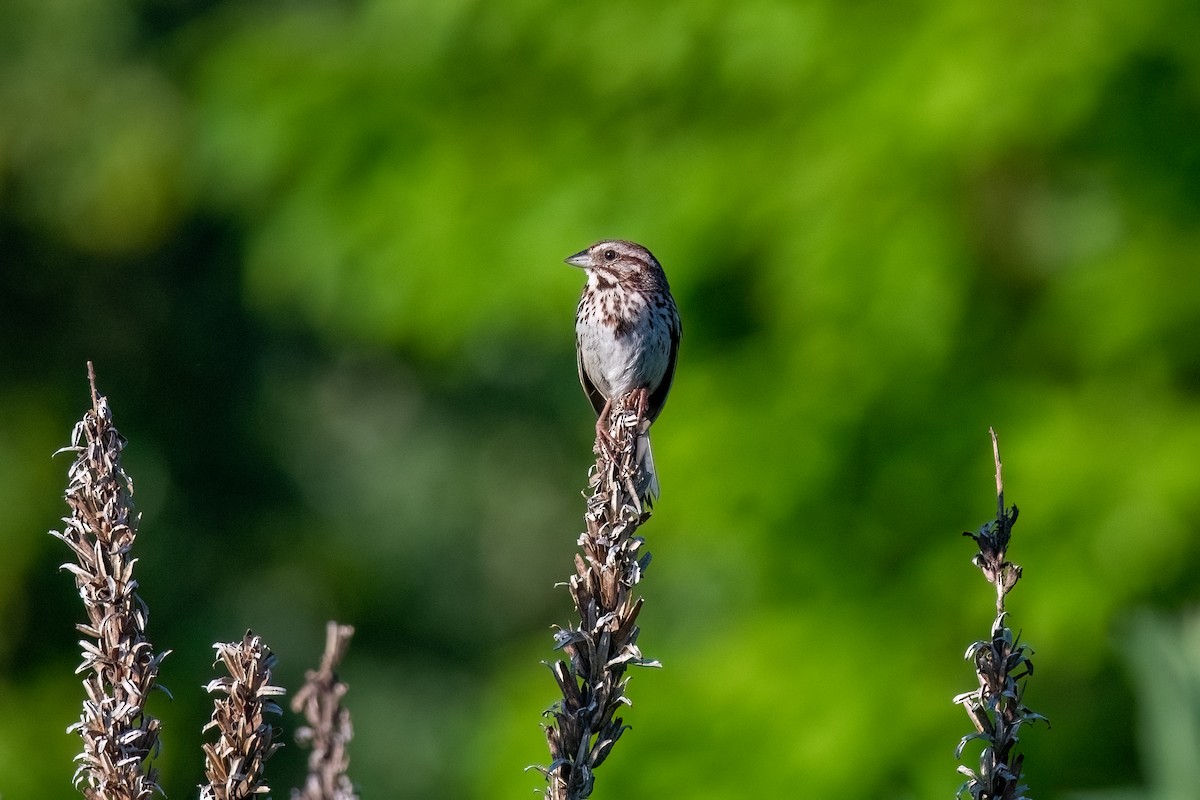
[
  {"x1": 634, "y1": 387, "x2": 649, "y2": 424},
  {"x1": 595, "y1": 396, "x2": 619, "y2": 457}
]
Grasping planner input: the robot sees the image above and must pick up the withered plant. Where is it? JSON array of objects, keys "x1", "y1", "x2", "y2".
[
  {"x1": 201, "y1": 631, "x2": 285, "y2": 800},
  {"x1": 291, "y1": 622, "x2": 359, "y2": 800},
  {"x1": 52, "y1": 366, "x2": 363, "y2": 799},
  {"x1": 51, "y1": 363, "x2": 168, "y2": 800},
  {"x1": 954, "y1": 429, "x2": 1048, "y2": 799},
  {"x1": 537, "y1": 394, "x2": 661, "y2": 800}
]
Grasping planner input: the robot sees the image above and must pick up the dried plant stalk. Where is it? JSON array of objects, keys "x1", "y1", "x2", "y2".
[
  {"x1": 291, "y1": 622, "x2": 358, "y2": 800},
  {"x1": 202, "y1": 631, "x2": 285, "y2": 800},
  {"x1": 953, "y1": 429, "x2": 1047, "y2": 800},
  {"x1": 538, "y1": 393, "x2": 660, "y2": 800},
  {"x1": 50, "y1": 362, "x2": 168, "y2": 800}
]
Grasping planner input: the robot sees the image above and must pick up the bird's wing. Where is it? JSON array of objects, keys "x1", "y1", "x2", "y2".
[
  {"x1": 577, "y1": 342, "x2": 608, "y2": 417},
  {"x1": 646, "y1": 322, "x2": 680, "y2": 423}
]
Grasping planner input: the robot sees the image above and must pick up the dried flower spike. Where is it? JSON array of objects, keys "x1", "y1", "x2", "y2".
[
  {"x1": 291, "y1": 622, "x2": 358, "y2": 800},
  {"x1": 536, "y1": 393, "x2": 661, "y2": 800},
  {"x1": 202, "y1": 630, "x2": 285, "y2": 800},
  {"x1": 954, "y1": 429, "x2": 1048, "y2": 800},
  {"x1": 51, "y1": 362, "x2": 168, "y2": 800}
]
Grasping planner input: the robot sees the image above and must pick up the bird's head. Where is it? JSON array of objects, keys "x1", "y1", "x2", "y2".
[{"x1": 565, "y1": 240, "x2": 666, "y2": 288}]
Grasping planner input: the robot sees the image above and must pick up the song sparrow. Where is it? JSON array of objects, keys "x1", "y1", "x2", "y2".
[{"x1": 567, "y1": 239, "x2": 681, "y2": 500}]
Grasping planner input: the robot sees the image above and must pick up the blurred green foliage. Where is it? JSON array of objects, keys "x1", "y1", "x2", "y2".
[
  {"x1": 1074, "y1": 612, "x2": 1200, "y2": 800},
  {"x1": 3, "y1": 0, "x2": 1200, "y2": 797}
]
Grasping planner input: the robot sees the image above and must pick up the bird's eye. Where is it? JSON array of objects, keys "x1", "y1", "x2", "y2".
[{"x1": 603, "y1": 249, "x2": 617, "y2": 261}]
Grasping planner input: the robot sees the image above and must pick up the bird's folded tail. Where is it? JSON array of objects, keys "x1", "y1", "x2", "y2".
[{"x1": 635, "y1": 426, "x2": 660, "y2": 507}]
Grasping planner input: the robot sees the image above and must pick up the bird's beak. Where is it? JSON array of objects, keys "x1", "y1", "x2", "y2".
[{"x1": 564, "y1": 250, "x2": 590, "y2": 268}]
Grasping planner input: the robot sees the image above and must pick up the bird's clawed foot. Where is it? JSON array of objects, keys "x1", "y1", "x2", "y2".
[{"x1": 595, "y1": 390, "x2": 651, "y2": 460}]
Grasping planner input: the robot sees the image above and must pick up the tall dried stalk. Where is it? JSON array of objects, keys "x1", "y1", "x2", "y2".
[
  {"x1": 202, "y1": 631, "x2": 285, "y2": 800},
  {"x1": 291, "y1": 622, "x2": 358, "y2": 800},
  {"x1": 538, "y1": 394, "x2": 660, "y2": 800},
  {"x1": 954, "y1": 429, "x2": 1047, "y2": 800},
  {"x1": 51, "y1": 363, "x2": 168, "y2": 800}
]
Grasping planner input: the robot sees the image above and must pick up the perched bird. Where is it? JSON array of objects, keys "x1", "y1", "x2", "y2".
[{"x1": 567, "y1": 239, "x2": 681, "y2": 501}]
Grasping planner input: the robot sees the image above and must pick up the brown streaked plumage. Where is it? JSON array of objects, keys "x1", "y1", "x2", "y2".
[{"x1": 566, "y1": 239, "x2": 681, "y2": 500}]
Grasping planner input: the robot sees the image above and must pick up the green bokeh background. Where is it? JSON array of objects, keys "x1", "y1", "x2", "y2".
[{"x1": 3, "y1": 1, "x2": 1200, "y2": 797}]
